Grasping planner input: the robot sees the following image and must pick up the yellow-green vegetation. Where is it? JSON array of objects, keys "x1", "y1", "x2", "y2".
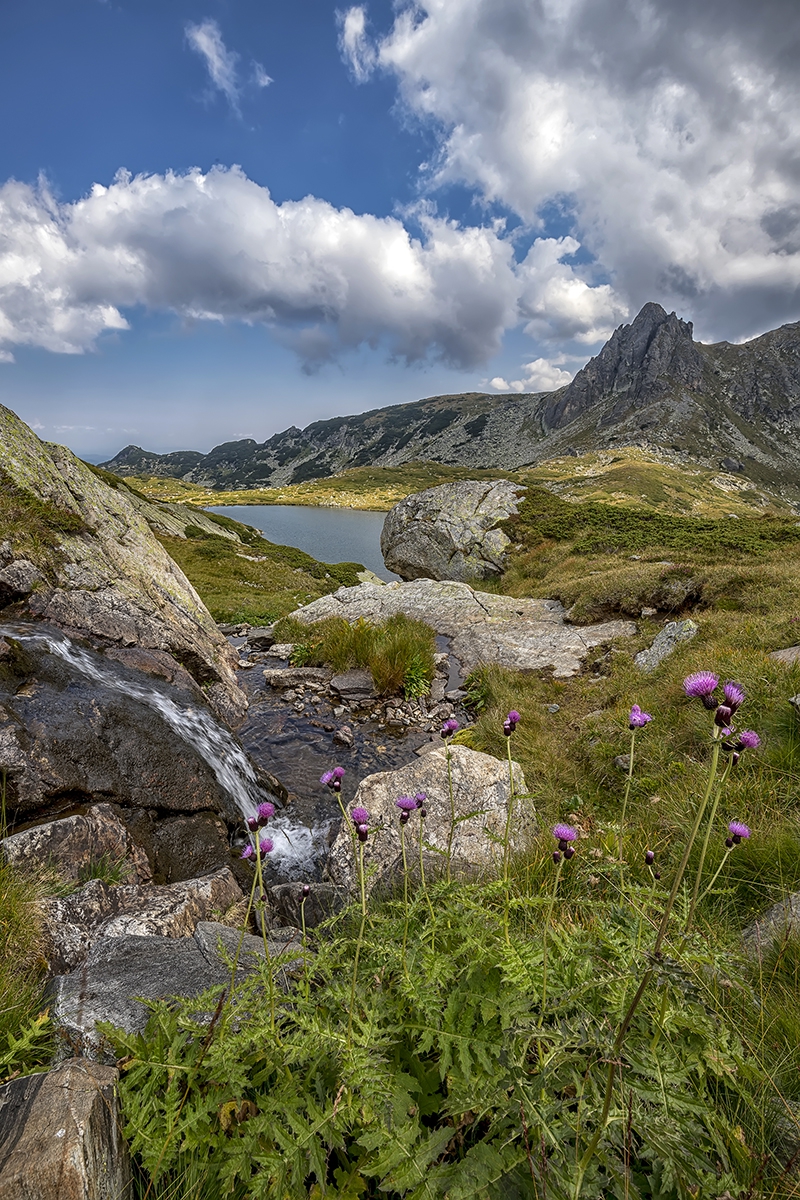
[
  {"x1": 0, "y1": 466, "x2": 87, "y2": 566},
  {"x1": 129, "y1": 448, "x2": 795, "y2": 517},
  {"x1": 157, "y1": 524, "x2": 364, "y2": 626},
  {"x1": 277, "y1": 613, "x2": 436, "y2": 697},
  {"x1": 0, "y1": 778, "x2": 53, "y2": 1080}
]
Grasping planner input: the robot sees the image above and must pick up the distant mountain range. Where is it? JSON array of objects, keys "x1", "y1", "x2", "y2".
[{"x1": 101, "y1": 302, "x2": 800, "y2": 496}]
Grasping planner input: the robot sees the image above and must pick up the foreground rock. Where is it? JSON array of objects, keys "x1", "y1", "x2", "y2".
[
  {"x1": 381, "y1": 479, "x2": 525, "y2": 582},
  {"x1": 1, "y1": 803, "x2": 151, "y2": 885},
  {"x1": 743, "y1": 893, "x2": 800, "y2": 958},
  {"x1": 40, "y1": 867, "x2": 244, "y2": 974},
  {"x1": 48, "y1": 924, "x2": 300, "y2": 1060},
  {"x1": 0, "y1": 1058, "x2": 131, "y2": 1200},
  {"x1": 634, "y1": 618, "x2": 698, "y2": 672},
  {"x1": 0, "y1": 403, "x2": 244, "y2": 724},
  {"x1": 326, "y1": 746, "x2": 530, "y2": 893},
  {"x1": 292, "y1": 580, "x2": 635, "y2": 678}
]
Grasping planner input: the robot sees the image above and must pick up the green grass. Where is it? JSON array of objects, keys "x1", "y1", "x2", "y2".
[
  {"x1": 276, "y1": 613, "x2": 437, "y2": 697},
  {"x1": 0, "y1": 467, "x2": 88, "y2": 571},
  {"x1": 158, "y1": 531, "x2": 364, "y2": 626}
]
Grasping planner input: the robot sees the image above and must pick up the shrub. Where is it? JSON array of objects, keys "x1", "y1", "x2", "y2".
[{"x1": 281, "y1": 614, "x2": 436, "y2": 697}]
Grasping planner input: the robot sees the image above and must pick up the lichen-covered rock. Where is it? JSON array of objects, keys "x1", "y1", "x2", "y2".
[
  {"x1": 292, "y1": 579, "x2": 635, "y2": 679},
  {"x1": 1, "y1": 803, "x2": 152, "y2": 886},
  {"x1": 0, "y1": 403, "x2": 244, "y2": 723},
  {"x1": 771, "y1": 645, "x2": 800, "y2": 666},
  {"x1": 380, "y1": 479, "x2": 525, "y2": 582},
  {"x1": 326, "y1": 746, "x2": 531, "y2": 894},
  {"x1": 0, "y1": 1059, "x2": 131, "y2": 1200},
  {"x1": 634, "y1": 618, "x2": 699, "y2": 672},
  {"x1": 39, "y1": 867, "x2": 243, "y2": 974}
]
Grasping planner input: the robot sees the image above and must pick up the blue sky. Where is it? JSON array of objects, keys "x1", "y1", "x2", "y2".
[{"x1": 1, "y1": 0, "x2": 798, "y2": 459}]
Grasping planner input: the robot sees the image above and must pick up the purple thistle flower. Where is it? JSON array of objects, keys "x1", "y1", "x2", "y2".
[
  {"x1": 684, "y1": 671, "x2": 720, "y2": 708},
  {"x1": 504, "y1": 710, "x2": 521, "y2": 736},
  {"x1": 629, "y1": 704, "x2": 653, "y2": 729},
  {"x1": 507, "y1": 710, "x2": 521, "y2": 724},
  {"x1": 321, "y1": 767, "x2": 344, "y2": 792},
  {"x1": 414, "y1": 792, "x2": 427, "y2": 808},
  {"x1": 351, "y1": 806, "x2": 370, "y2": 825},
  {"x1": 714, "y1": 704, "x2": 733, "y2": 729},
  {"x1": 246, "y1": 816, "x2": 259, "y2": 832},
  {"x1": 259, "y1": 838, "x2": 274, "y2": 855},
  {"x1": 563, "y1": 846, "x2": 575, "y2": 860},
  {"x1": 302, "y1": 883, "x2": 311, "y2": 898},
  {"x1": 552, "y1": 823, "x2": 578, "y2": 844},
  {"x1": 737, "y1": 730, "x2": 760, "y2": 750},
  {"x1": 356, "y1": 823, "x2": 369, "y2": 843},
  {"x1": 645, "y1": 849, "x2": 655, "y2": 865},
  {"x1": 320, "y1": 770, "x2": 334, "y2": 787},
  {"x1": 723, "y1": 681, "x2": 745, "y2": 712},
  {"x1": 257, "y1": 801, "x2": 275, "y2": 825},
  {"x1": 395, "y1": 796, "x2": 417, "y2": 813},
  {"x1": 241, "y1": 844, "x2": 254, "y2": 860},
  {"x1": 332, "y1": 766, "x2": 345, "y2": 780},
  {"x1": 728, "y1": 820, "x2": 751, "y2": 844},
  {"x1": 441, "y1": 718, "x2": 460, "y2": 738},
  {"x1": 552, "y1": 850, "x2": 562, "y2": 864}
]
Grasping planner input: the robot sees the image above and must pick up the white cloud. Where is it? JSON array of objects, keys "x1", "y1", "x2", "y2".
[
  {"x1": 491, "y1": 357, "x2": 573, "y2": 394},
  {"x1": 0, "y1": 166, "x2": 543, "y2": 368},
  {"x1": 252, "y1": 63, "x2": 273, "y2": 89},
  {"x1": 337, "y1": 7, "x2": 377, "y2": 83},
  {"x1": 369, "y1": 0, "x2": 800, "y2": 341},
  {"x1": 186, "y1": 19, "x2": 242, "y2": 112}
]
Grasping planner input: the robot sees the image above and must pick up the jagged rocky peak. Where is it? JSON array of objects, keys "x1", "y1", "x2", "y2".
[{"x1": 543, "y1": 302, "x2": 704, "y2": 429}]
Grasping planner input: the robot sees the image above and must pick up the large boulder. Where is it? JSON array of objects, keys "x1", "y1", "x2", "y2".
[
  {"x1": 0, "y1": 1059, "x2": 131, "y2": 1200},
  {"x1": 380, "y1": 479, "x2": 525, "y2": 582},
  {"x1": 291, "y1": 579, "x2": 635, "y2": 679},
  {"x1": 326, "y1": 745, "x2": 531, "y2": 894},
  {"x1": 0, "y1": 402, "x2": 244, "y2": 724}
]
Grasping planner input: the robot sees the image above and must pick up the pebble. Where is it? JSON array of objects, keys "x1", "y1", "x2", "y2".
[
  {"x1": 333, "y1": 706, "x2": 345, "y2": 718},
  {"x1": 546, "y1": 703, "x2": 560, "y2": 714}
]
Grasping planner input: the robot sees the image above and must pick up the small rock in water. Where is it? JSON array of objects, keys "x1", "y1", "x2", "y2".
[
  {"x1": 333, "y1": 705, "x2": 345, "y2": 717},
  {"x1": 334, "y1": 725, "x2": 354, "y2": 748}
]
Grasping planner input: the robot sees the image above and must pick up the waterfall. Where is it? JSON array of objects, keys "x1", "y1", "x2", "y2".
[{"x1": 0, "y1": 623, "x2": 327, "y2": 875}]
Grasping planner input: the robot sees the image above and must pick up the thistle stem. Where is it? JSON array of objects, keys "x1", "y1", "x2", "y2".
[
  {"x1": 347, "y1": 841, "x2": 367, "y2": 1049},
  {"x1": 685, "y1": 755, "x2": 732, "y2": 933},
  {"x1": 400, "y1": 822, "x2": 409, "y2": 974},
  {"x1": 445, "y1": 744, "x2": 455, "y2": 883},
  {"x1": 619, "y1": 727, "x2": 636, "y2": 893}
]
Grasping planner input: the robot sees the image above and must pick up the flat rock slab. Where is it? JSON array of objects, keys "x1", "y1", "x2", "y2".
[
  {"x1": 634, "y1": 618, "x2": 699, "y2": 673},
  {"x1": 330, "y1": 668, "x2": 375, "y2": 701},
  {"x1": 40, "y1": 867, "x2": 243, "y2": 974},
  {"x1": 48, "y1": 923, "x2": 296, "y2": 1060},
  {"x1": 292, "y1": 580, "x2": 634, "y2": 678},
  {"x1": 1, "y1": 802, "x2": 152, "y2": 886},
  {"x1": 770, "y1": 645, "x2": 800, "y2": 666},
  {"x1": 0, "y1": 1058, "x2": 131, "y2": 1200},
  {"x1": 262, "y1": 666, "x2": 332, "y2": 688},
  {"x1": 326, "y1": 745, "x2": 531, "y2": 894}
]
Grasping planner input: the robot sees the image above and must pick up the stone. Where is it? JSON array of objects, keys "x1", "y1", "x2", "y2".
[
  {"x1": 265, "y1": 882, "x2": 348, "y2": 929},
  {"x1": 265, "y1": 643, "x2": 296, "y2": 658},
  {"x1": 546, "y1": 704, "x2": 560, "y2": 714},
  {"x1": 0, "y1": 559, "x2": 43, "y2": 605},
  {"x1": 0, "y1": 1059, "x2": 131, "y2": 1200},
  {"x1": 743, "y1": 893, "x2": 800, "y2": 958},
  {"x1": 770, "y1": 645, "x2": 800, "y2": 666},
  {"x1": 380, "y1": 479, "x2": 525, "y2": 583},
  {"x1": 791, "y1": 694, "x2": 800, "y2": 714},
  {"x1": 48, "y1": 924, "x2": 298, "y2": 1058},
  {"x1": 0, "y1": 405, "x2": 245, "y2": 723},
  {"x1": 720, "y1": 456, "x2": 745, "y2": 473},
  {"x1": 262, "y1": 666, "x2": 331, "y2": 688},
  {"x1": 330, "y1": 668, "x2": 375, "y2": 702},
  {"x1": 614, "y1": 755, "x2": 632, "y2": 772},
  {"x1": 634, "y1": 618, "x2": 699, "y2": 672},
  {"x1": 640, "y1": 606, "x2": 657, "y2": 618},
  {"x1": 430, "y1": 678, "x2": 446, "y2": 702},
  {"x1": 150, "y1": 812, "x2": 233, "y2": 884},
  {"x1": 334, "y1": 725, "x2": 355, "y2": 747},
  {"x1": 326, "y1": 746, "x2": 531, "y2": 894},
  {"x1": 291, "y1": 580, "x2": 635, "y2": 680},
  {"x1": 246, "y1": 626, "x2": 276, "y2": 650},
  {"x1": 1, "y1": 803, "x2": 152, "y2": 886},
  {"x1": 39, "y1": 867, "x2": 243, "y2": 974}
]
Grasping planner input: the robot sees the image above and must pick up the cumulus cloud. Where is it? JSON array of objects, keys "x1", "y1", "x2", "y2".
[
  {"x1": 0, "y1": 166, "x2": 547, "y2": 367},
  {"x1": 338, "y1": 7, "x2": 378, "y2": 83},
  {"x1": 367, "y1": 0, "x2": 800, "y2": 341},
  {"x1": 186, "y1": 18, "x2": 271, "y2": 113},
  {"x1": 491, "y1": 357, "x2": 573, "y2": 394}
]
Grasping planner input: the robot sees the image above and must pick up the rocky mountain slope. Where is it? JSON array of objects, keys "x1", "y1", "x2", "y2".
[{"x1": 101, "y1": 302, "x2": 800, "y2": 496}]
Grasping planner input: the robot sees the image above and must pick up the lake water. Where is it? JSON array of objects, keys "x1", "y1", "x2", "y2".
[{"x1": 206, "y1": 504, "x2": 400, "y2": 581}]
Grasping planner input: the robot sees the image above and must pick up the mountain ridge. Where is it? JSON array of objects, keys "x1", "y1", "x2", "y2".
[{"x1": 101, "y1": 303, "x2": 800, "y2": 497}]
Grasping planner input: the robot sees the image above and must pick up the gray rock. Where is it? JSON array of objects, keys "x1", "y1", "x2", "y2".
[
  {"x1": 291, "y1": 580, "x2": 634, "y2": 680},
  {"x1": 614, "y1": 755, "x2": 632, "y2": 772},
  {"x1": 791, "y1": 694, "x2": 800, "y2": 714},
  {"x1": 546, "y1": 704, "x2": 560, "y2": 714},
  {"x1": 634, "y1": 618, "x2": 698, "y2": 672},
  {"x1": 0, "y1": 559, "x2": 43, "y2": 604},
  {"x1": 1, "y1": 803, "x2": 152, "y2": 886},
  {"x1": 770, "y1": 645, "x2": 800, "y2": 666},
  {"x1": 380, "y1": 479, "x2": 525, "y2": 582},
  {"x1": 430, "y1": 678, "x2": 446, "y2": 702},
  {"x1": 334, "y1": 724, "x2": 355, "y2": 747},
  {"x1": 330, "y1": 668, "x2": 375, "y2": 702},
  {"x1": 150, "y1": 812, "x2": 232, "y2": 884},
  {"x1": 326, "y1": 746, "x2": 531, "y2": 894},
  {"x1": 246, "y1": 626, "x2": 276, "y2": 650},
  {"x1": 265, "y1": 643, "x2": 296, "y2": 658},
  {"x1": 720, "y1": 456, "x2": 745, "y2": 473},
  {"x1": 0, "y1": 1059, "x2": 131, "y2": 1200},
  {"x1": 262, "y1": 666, "x2": 332, "y2": 688},
  {"x1": 266, "y1": 882, "x2": 347, "y2": 929},
  {"x1": 743, "y1": 892, "x2": 800, "y2": 958},
  {"x1": 39, "y1": 867, "x2": 243, "y2": 974}
]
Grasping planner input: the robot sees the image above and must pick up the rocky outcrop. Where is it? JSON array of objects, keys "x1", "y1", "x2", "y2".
[
  {"x1": 634, "y1": 618, "x2": 699, "y2": 672},
  {"x1": 0, "y1": 1059, "x2": 131, "y2": 1200},
  {"x1": 0, "y1": 403, "x2": 244, "y2": 723},
  {"x1": 326, "y1": 746, "x2": 530, "y2": 893},
  {"x1": 1, "y1": 804, "x2": 152, "y2": 885},
  {"x1": 291, "y1": 579, "x2": 635, "y2": 678},
  {"x1": 380, "y1": 479, "x2": 525, "y2": 582}
]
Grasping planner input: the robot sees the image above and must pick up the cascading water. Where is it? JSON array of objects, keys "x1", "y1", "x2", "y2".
[{"x1": 0, "y1": 622, "x2": 328, "y2": 875}]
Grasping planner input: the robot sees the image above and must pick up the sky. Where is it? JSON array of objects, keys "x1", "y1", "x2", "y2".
[{"x1": 1, "y1": 0, "x2": 799, "y2": 460}]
